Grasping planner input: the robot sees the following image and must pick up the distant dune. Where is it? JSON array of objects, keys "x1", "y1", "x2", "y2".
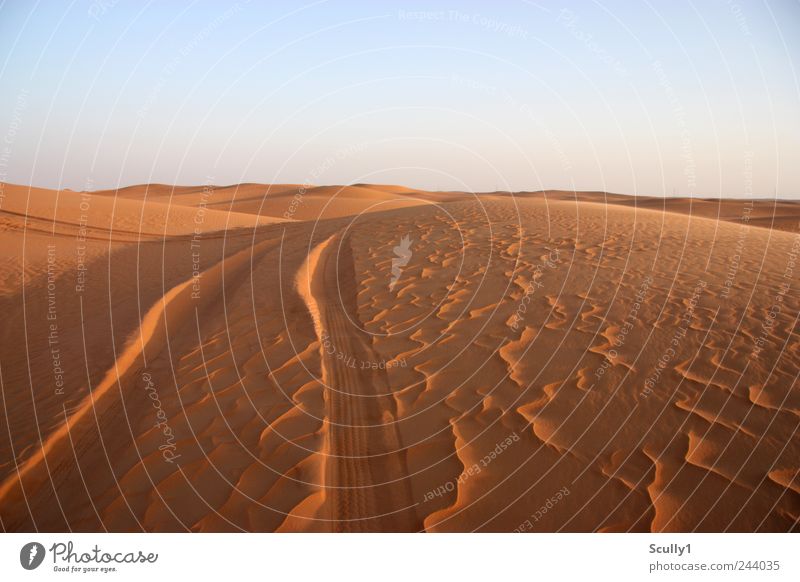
[
  {"x1": 82, "y1": 182, "x2": 800, "y2": 231},
  {"x1": 0, "y1": 181, "x2": 797, "y2": 531}
]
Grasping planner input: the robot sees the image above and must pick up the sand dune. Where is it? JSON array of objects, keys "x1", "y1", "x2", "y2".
[
  {"x1": 86, "y1": 181, "x2": 800, "y2": 231},
  {"x1": 0, "y1": 181, "x2": 798, "y2": 531},
  {"x1": 94, "y1": 182, "x2": 436, "y2": 221}
]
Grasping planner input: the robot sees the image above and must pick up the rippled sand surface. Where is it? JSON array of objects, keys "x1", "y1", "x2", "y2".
[{"x1": 1, "y1": 182, "x2": 797, "y2": 531}]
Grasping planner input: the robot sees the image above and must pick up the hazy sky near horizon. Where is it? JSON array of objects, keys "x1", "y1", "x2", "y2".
[{"x1": 0, "y1": 0, "x2": 798, "y2": 197}]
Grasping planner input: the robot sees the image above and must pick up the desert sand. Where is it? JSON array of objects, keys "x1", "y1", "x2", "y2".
[{"x1": 0, "y1": 181, "x2": 798, "y2": 532}]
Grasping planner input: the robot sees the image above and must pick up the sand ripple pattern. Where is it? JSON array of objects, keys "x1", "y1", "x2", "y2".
[{"x1": 0, "y1": 183, "x2": 798, "y2": 532}]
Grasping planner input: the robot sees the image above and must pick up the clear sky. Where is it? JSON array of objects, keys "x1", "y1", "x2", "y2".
[{"x1": 0, "y1": 0, "x2": 798, "y2": 197}]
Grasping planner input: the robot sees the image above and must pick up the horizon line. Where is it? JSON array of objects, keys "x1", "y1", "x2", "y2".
[{"x1": 2, "y1": 180, "x2": 797, "y2": 202}]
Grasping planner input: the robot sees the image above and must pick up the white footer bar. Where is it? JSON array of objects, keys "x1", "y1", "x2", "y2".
[{"x1": 1, "y1": 533, "x2": 796, "y2": 581}]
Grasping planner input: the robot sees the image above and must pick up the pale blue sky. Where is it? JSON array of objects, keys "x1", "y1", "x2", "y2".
[{"x1": 0, "y1": 0, "x2": 798, "y2": 197}]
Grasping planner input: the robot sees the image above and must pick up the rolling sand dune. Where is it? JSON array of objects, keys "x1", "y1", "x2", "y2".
[
  {"x1": 0, "y1": 181, "x2": 798, "y2": 531},
  {"x1": 95, "y1": 182, "x2": 436, "y2": 221}
]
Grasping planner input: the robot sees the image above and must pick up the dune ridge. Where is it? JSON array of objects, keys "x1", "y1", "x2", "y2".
[
  {"x1": 295, "y1": 233, "x2": 418, "y2": 531},
  {"x1": 0, "y1": 237, "x2": 273, "y2": 529}
]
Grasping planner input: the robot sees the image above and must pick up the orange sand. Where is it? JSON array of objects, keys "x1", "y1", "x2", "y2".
[{"x1": 1, "y1": 182, "x2": 798, "y2": 531}]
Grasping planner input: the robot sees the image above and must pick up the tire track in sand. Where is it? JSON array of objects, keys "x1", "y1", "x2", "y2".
[{"x1": 297, "y1": 233, "x2": 419, "y2": 532}]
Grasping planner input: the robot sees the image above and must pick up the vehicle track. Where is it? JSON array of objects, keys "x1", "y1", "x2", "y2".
[{"x1": 300, "y1": 233, "x2": 419, "y2": 532}]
